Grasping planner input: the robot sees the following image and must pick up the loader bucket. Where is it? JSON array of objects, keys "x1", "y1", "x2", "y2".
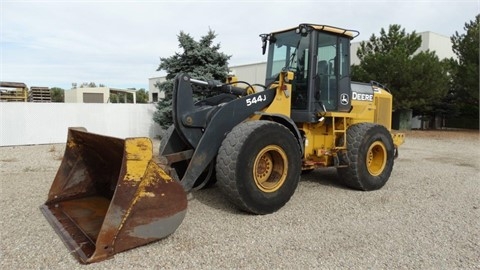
[{"x1": 40, "y1": 127, "x2": 187, "y2": 264}]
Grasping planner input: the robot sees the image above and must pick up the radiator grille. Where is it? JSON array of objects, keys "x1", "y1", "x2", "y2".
[{"x1": 374, "y1": 96, "x2": 392, "y2": 129}]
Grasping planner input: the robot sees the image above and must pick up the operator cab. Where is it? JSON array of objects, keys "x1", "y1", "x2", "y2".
[{"x1": 261, "y1": 24, "x2": 359, "y2": 123}]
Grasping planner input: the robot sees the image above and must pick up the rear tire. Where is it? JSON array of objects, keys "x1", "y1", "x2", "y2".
[
  {"x1": 337, "y1": 123, "x2": 394, "y2": 191},
  {"x1": 216, "y1": 121, "x2": 301, "y2": 214}
]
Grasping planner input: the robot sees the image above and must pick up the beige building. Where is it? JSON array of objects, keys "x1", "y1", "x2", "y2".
[
  {"x1": 350, "y1": 31, "x2": 455, "y2": 65},
  {"x1": 148, "y1": 31, "x2": 454, "y2": 102},
  {"x1": 148, "y1": 77, "x2": 166, "y2": 103},
  {"x1": 65, "y1": 87, "x2": 137, "y2": 103}
]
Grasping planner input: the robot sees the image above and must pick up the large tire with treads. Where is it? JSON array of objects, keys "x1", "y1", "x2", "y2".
[
  {"x1": 337, "y1": 123, "x2": 395, "y2": 191},
  {"x1": 216, "y1": 120, "x2": 302, "y2": 214}
]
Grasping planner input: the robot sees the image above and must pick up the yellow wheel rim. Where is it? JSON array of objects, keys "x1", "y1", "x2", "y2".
[
  {"x1": 253, "y1": 145, "x2": 288, "y2": 193},
  {"x1": 366, "y1": 141, "x2": 387, "y2": 176}
]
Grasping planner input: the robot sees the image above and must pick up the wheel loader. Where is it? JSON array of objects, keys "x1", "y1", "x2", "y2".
[{"x1": 40, "y1": 23, "x2": 405, "y2": 264}]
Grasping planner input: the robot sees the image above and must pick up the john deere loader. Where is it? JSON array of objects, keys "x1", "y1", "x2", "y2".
[{"x1": 41, "y1": 23, "x2": 404, "y2": 263}]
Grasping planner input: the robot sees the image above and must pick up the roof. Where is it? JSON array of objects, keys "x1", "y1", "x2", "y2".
[
  {"x1": 270, "y1": 23, "x2": 360, "y2": 38},
  {"x1": 109, "y1": 88, "x2": 137, "y2": 95},
  {"x1": 0, "y1": 81, "x2": 27, "y2": 88}
]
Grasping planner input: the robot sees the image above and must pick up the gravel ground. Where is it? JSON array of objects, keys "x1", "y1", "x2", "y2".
[{"x1": 0, "y1": 130, "x2": 479, "y2": 269}]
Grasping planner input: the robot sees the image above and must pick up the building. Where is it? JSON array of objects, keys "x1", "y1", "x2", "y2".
[
  {"x1": 148, "y1": 77, "x2": 166, "y2": 103},
  {"x1": 148, "y1": 31, "x2": 454, "y2": 102},
  {"x1": 227, "y1": 62, "x2": 267, "y2": 88},
  {"x1": 0, "y1": 81, "x2": 28, "y2": 102},
  {"x1": 65, "y1": 87, "x2": 137, "y2": 103},
  {"x1": 350, "y1": 31, "x2": 455, "y2": 65}
]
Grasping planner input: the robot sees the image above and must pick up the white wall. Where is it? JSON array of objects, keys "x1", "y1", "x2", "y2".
[
  {"x1": 0, "y1": 103, "x2": 162, "y2": 146},
  {"x1": 351, "y1": 31, "x2": 455, "y2": 66},
  {"x1": 350, "y1": 42, "x2": 362, "y2": 66},
  {"x1": 229, "y1": 62, "x2": 267, "y2": 86},
  {"x1": 418, "y1": 32, "x2": 455, "y2": 60}
]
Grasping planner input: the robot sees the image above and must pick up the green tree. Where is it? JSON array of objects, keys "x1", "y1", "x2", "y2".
[
  {"x1": 72, "y1": 82, "x2": 105, "y2": 89},
  {"x1": 109, "y1": 93, "x2": 128, "y2": 103},
  {"x1": 351, "y1": 24, "x2": 449, "y2": 115},
  {"x1": 109, "y1": 93, "x2": 120, "y2": 103},
  {"x1": 153, "y1": 29, "x2": 231, "y2": 129},
  {"x1": 50, "y1": 87, "x2": 64, "y2": 102},
  {"x1": 450, "y1": 14, "x2": 479, "y2": 120},
  {"x1": 78, "y1": 82, "x2": 105, "y2": 88},
  {"x1": 135, "y1": 88, "x2": 149, "y2": 103},
  {"x1": 111, "y1": 88, "x2": 148, "y2": 103}
]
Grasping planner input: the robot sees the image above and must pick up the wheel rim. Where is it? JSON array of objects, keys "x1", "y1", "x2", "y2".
[
  {"x1": 253, "y1": 145, "x2": 288, "y2": 193},
  {"x1": 366, "y1": 141, "x2": 387, "y2": 176}
]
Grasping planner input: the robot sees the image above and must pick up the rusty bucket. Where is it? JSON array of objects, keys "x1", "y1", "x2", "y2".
[{"x1": 40, "y1": 127, "x2": 187, "y2": 264}]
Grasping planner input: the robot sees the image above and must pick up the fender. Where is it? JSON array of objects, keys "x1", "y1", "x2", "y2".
[{"x1": 258, "y1": 113, "x2": 305, "y2": 155}]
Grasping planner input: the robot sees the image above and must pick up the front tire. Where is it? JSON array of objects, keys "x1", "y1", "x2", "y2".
[
  {"x1": 216, "y1": 121, "x2": 302, "y2": 214},
  {"x1": 337, "y1": 123, "x2": 395, "y2": 191}
]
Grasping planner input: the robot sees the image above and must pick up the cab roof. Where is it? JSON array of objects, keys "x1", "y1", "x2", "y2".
[{"x1": 271, "y1": 23, "x2": 360, "y2": 39}]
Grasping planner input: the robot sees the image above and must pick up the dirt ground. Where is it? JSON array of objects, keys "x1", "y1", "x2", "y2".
[
  {"x1": 0, "y1": 129, "x2": 479, "y2": 269},
  {"x1": 403, "y1": 129, "x2": 479, "y2": 139}
]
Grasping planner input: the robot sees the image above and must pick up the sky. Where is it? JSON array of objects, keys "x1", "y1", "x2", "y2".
[{"x1": 1, "y1": 0, "x2": 479, "y2": 91}]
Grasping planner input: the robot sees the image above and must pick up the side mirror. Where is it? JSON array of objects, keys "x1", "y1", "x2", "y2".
[{"x1": 259, "y1": 34, "x2": 268, "y2": 55}]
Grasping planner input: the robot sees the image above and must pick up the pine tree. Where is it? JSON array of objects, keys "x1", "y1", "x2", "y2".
[
  {"x1": 450, "y1": 14, "x2": 479, "y2": 120},
  {"x1": 153, "y1": 30, "x2": 231, "y2": 129},
  {"x1": 352, "y1": 24, "x2": 449, "y2": 114}
]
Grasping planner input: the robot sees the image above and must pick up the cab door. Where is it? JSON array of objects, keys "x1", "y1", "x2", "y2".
[{"x1": 315, "y1": 32, "x2": 351, "y2": 112}]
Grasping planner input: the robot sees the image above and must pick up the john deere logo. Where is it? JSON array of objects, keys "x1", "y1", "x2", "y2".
[{"x1": 340, "y1": 93, "x2": 349, "y2": 105}]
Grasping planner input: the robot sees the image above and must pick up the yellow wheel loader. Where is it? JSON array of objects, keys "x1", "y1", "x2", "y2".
[{"x1": 41, "y1": 23, "x2": 405, "y2": 263}]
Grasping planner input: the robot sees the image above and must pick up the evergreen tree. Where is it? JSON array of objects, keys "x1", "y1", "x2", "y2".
[
  {"x1": 352, "y1": 24, "x2": 449, "y2": 115},
  {"x1": 153, "y1": 30, "x2": 231, "y2": 129},
  {"x1": 450, "y1": 14, "x2": 479, "y2": 120}
]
